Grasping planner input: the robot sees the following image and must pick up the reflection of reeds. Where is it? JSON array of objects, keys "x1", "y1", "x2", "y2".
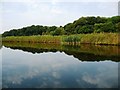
[
  {"x1": 0, "y1": 35, "x2": 2, "y2": 49},
  {"x1": 3, "y1": 42, "x2": 120, "y2": 57},
  {"x1": 3, "y1": 42, "x2": 120, "y2": 61},
  {"x1": 78, "y1": 44, "x2": 119, "y2": 56},
  {"x1": 3, "y1": 42, "x2": 62, "y2": 51}
]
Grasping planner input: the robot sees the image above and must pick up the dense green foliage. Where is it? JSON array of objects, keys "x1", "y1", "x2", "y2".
[{"x1": 2, "y1": 16, "x2": 120, "y2": 37}]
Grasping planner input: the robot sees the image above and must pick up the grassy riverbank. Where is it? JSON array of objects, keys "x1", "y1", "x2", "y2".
[
  {"x1": 2, "y1": 33, "x2": 120, "y2": 46},
  {"x1": 2, "y1": 35, "x2": 62, "y2": 44}
]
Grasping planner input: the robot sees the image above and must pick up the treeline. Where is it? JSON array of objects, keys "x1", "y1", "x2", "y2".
[{"x1": 2, "y1": 16, "x2": 120, "y2": 37}]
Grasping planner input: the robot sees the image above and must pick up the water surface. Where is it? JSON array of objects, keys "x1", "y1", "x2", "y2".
[{"x1": 1, "y1": 43, "x2": 119, "y2": 88}]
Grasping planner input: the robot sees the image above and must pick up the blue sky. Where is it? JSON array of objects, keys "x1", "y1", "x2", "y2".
[{"x1": 0, "y1": 0, "x2": 119, "y2": 33}]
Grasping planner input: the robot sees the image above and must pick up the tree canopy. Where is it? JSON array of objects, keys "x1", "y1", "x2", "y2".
[{"x1": 2, "y1": 16, "x2": 120, "y2": 37}]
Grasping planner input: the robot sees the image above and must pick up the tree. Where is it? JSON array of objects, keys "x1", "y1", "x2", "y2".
[
  {"x1": 78, "y1": 25, "x2": 93, "y2": 34},
  {"x1": 51, "y1": 27, "x2": 65, "y2": 36},
  {"x1": 2, "y1": 16, "x2": 119, "y2": 37},
  {"x1": 74, "y1": 17, "x2": 87, "y2": 26},
  {"x1": 94, "y1": 22, "x2": 115, "y2": 33},
  {"x1": 64, "y1": 23, "x2": 75, "y2": 34},
  {"x1": 86, "y1": 16, "x2": 96, "y2": 25},
  {"x1": 94, "y1": 23, "x2": 103, "y2": 33},
  {"x1": 96, "y1": 16, "x2": 107, "y2": 23},
  {"x1": 116, "y1": 22, "x2": 120, "y2": 32},
  {"x1": 109, "y1": 16, "x2": 120, "y2": 24}
]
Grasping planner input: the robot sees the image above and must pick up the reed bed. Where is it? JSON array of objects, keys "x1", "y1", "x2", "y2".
[
  {"x1": 2, "y1": 35, "x2": 62, "y2": 44},
  {"x1": 2, "y1": 33, "x2": 119, "y2": 46},
  {"x1": 62, "y1": 33, "x2": 119, "y2": 46}
]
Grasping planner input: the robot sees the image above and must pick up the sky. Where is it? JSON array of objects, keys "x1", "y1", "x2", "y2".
[{"x1": 0, "y1": 0, "x2": 119, "y2": 33}]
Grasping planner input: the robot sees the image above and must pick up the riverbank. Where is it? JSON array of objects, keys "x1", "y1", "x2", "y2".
[{"x1": 2, "y1": 33, "x2": 120, "y2": 46}]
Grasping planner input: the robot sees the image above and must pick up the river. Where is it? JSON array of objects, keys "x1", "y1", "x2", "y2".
[{"x1": 1, "y1": 43, "x2": 120, "y2": 88}]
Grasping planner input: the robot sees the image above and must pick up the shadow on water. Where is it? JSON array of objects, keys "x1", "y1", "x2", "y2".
[
  {"x1": 1, "y1": 42, "x2": 119, "y2": 88},
  {"x1": 2, "y1": 42, "x2": 120, "y2": 62}
]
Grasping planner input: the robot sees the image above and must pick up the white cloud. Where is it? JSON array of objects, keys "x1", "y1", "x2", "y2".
[
  {"x1": 51, "y1": 0, "x2": 59, "y2": 5},
  {"x1": 1, "y1": 0, "x2": 118, "y2": 33},
  {"x1": 51, "y1": 6, "x2": 63, "y2": 14},
  {"x1": 51, "y1": 9, "x2": 62, "y2": 14},
  {"x1": 1, "y1": 0, "x2": 120, "y2": 3}
]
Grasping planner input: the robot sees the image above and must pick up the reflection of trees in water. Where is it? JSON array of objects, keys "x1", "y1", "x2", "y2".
[
  {"x1": 0, "y1": 43, "x2": 2, "y2": 49},
  {"x1": 64, "y1": 51, "x2": 119, "y2": 62},
  {"x1": 3, "y1": 42, "x2": 120, "y2": 62},
  {"x1": 0, "y1": 46, "x2": 2, "y2": 49}
]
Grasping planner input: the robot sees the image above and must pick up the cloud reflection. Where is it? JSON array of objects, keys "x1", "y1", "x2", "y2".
[{"x1": 2, "y1": 47, "x2": 118, "y2": 88}]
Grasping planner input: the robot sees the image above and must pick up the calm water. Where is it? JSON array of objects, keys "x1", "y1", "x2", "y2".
[{"x1": 1, "y1": 43, "x2": 120, "y2": 88}]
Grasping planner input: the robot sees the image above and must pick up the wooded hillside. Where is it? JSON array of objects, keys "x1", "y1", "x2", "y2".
[{"x1": 2, "y1": 16, "x2": 120, "y2": 37}]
